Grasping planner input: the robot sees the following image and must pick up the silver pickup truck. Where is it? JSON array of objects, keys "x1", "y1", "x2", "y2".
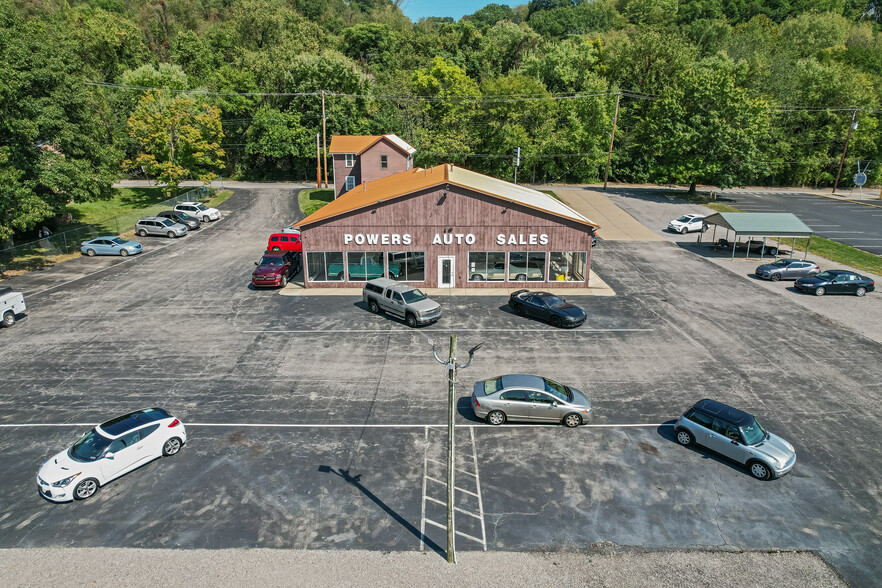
[
  {"x1": 1, "y1": 286, "x2": 26, "y2": 327},
  {"x1": 363, "y1": 278, "x2": 442, "y2": 328}
]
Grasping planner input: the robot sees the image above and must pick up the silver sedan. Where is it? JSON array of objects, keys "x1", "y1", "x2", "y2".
[
  {"x1": 471, "y1": 374, "x2": 593, "y2": 427},
  {"x1": 755, "y1": 258, "x2": 820, "y2": 281}
]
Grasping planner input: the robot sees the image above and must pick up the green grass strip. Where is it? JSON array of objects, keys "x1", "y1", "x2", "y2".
[{"x1": 299, "y1": 188, "x2": 335, "y2": 216}]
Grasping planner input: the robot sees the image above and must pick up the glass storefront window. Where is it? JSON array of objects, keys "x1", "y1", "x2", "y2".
[
  {"x1": 307, "y1": 251, "x2": 344, "y2": 281},
  {"x1": 550, "y1": 251, "x2": 588, "y2": 281},
  {"x1": 468, "y1": 252, "x2": 506, "y2": 281},
  {"x1": 345, "y1": 251, "x2": 384, "y2": 281},
  {"x1": 387, "y1": 252, "x2": 425, "y2": 281},
  {"x1": 509, "y1": 252, "x2": 546, "y2": 281}
]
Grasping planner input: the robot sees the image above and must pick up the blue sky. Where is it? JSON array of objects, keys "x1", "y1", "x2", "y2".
[{"x1": 400, "y1": 0, "x2": 519, "y2": 21}]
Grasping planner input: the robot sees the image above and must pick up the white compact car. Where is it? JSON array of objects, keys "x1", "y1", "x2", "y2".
[
  {"x1": 37, "y1": 408, "x2": 186, "y2": 502},
  {"x1": 667, "y1": 214, "x2": 706, "y2": 234},
  {"x1": 174, "y1": 201, "x2": 221, "y2": 223}
]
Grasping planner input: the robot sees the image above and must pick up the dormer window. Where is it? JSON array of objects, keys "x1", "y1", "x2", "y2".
[
  {"x1": 345, "y1": 154, "x2": 355, "y2": 167},
  {"x1": 380, "y1": 155, "x2": 388, "y2": 169}
]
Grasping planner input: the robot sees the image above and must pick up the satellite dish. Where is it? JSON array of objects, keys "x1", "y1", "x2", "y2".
[{"x1": 854, "y1": 172, "x2": 867, "y2": 186}]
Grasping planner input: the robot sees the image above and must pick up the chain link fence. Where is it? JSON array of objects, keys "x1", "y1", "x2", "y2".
[{"x1": 0, "y1": 187, "x2": 205, "y2": 278}]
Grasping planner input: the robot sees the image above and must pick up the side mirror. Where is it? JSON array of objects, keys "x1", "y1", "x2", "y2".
[
  {"x1": 730, "y1": 439, "x2": 740, "y2": 445},
  {"x1": 254, "y1": 261, "x2": 259, "y2": 266},
  {"x1": 552, "y1": 402, "x2": 559, "y2": 407},
  {"x1": 105, "y1": 452, "x2": 115, "y2": 460}
]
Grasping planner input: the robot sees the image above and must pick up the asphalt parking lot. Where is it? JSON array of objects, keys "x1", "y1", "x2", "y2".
[{"x1": 1, "y1": 185, "x2": 880, "y2": 585}]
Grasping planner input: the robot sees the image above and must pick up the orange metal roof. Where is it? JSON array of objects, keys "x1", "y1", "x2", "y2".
[
  {"x1": 328, "y1": 134, "x2": 415, "y2": 155},
  {"x1": 296, "y1": 164, "x2": 599, "y2": 230}
]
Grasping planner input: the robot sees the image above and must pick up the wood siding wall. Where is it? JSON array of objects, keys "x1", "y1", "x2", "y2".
[
  {"x1": 301, "y1": 183, "x2": 594, "y2": 288},
  {"x1": 331, "y1": 139, "x2": 410, "y2": 198}
]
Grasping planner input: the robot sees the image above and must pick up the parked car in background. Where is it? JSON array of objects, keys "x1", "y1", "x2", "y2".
[
  {"x1": 795, "y1": 270, "x2": 875, "y2": 296},
  {"x1": 36, "y1": 407, "x2": 186, "y2": 502},
  {"x1": 363, "y1": 278, "x2": 441, "y2": 327},
  {"x1": 674, "y1": 399, "x2": 796, "y2": 480},
  {"x1": 252, "y1": 251, "x2": 301, "y2": 288},
  {"x1": 668, "y1": 214, "x2": 706, "y2": 234},
  {"x1": 1, "y1": 286, "x2": 26, "y2": 327},
  {"x1": 158, "y1": 210, "x2": 201, "y2": 230},
  {"x1": 80, "y1": 236, "x2": 142, "y2": 257},
  {"x1": 267, "y1": 232, "x2": 302, "y2": 253},
  {"x1": 472, "y1": 374, "x2": 593, "y2": 427},
  {"x1": 136, "y1": 216, "x2": 188, "y2": 238},
  {"x1": 716, "y1": 239, "x2": 788, "y2": 256},
  {"x1": 174, "y1": 201, "x2": 220, "y2": 223},
  {"x1": 280, "y1": 224, "x2": 300, "y2": 234},
  {"x1": 508, "y1": 290, "x2": 586, "y2": 328},
  {"x1": 755, "y1": 258, "x2": 820, "y2": 281}
]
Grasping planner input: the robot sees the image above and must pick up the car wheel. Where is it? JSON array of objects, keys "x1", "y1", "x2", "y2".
[
  {"x1": 514, "y1": 304, "x2": 525, "y2": 316},
  {"x1": 119, "y1": 249, "x2": 129, "y2": 257},
  {"x1": 2, "y1": 311, "x2": 15, "y2": 328},
  {"x1": 815, "y1": 287, "x2": 826, "y2": 296},
  {"x1": 203, "y1": 215, "x2": 210, "y2": 223},
  {"x1": 471, "y1": 274, "x2": 484, "y2": 281},
  {"x1": 167, "y1": 231, "x2": 176, "y2": 238},
  {"x1": 856, "y1": 287, "x2": 867, "y2": 297},
  {"x1": 387, "y1": 272, "x2": 396, "y2": 279},
  {"x1": 748, "y1": 460, "x2": 772, "y2": 481},
  {"x1": 550, "y1": 316, "x2": 562, "y2": 328},
  {"x1": 138, "y1": 229, "x2": 147, "y2": 237},
  {"x1": 73, "y1": 478, "x2": 99, "y2": 500},
  {"x1": 679, "y1": 226, "x2": 687, "y2": 234},
  {"x1": 280, "y1": 275, "x2": 288, "y2": 287},
  {"x1": 162, "y1": 437, "x2": 182, "y2": 457},
  {"x1": 676, "y1": 429, "x2": 694, "y2": 446},
  {"x1": 563, "y1": 413, "x2": 581, "y2": 428},
  {"x1": 86, "y1": 248, "x2": 96, "y2": 257},
  {"x1": 515, "y1": 273, "x2": 527, "y2": 281},
  {"x1": 405, "y1": 313, "x2": 418, "y2": 328},
  {"x1": 487, "y1": 410, "x2": 506, "y2": 426},
  {"x1": 369, "y1": 300, "x2": 380, "y2": 314},
  {"x1": 768, "y1": 247, "x2": 778, "y2": 255},
  {"x1": 770, "y1": 273, "x2": 781, "y2": 282},
  {"x1": 336, "y1": 271, "x2": 345, "y2": 280}
]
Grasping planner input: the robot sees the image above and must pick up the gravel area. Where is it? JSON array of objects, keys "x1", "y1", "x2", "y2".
[{"x1": 0, "y1": 548, "x2": 845, "y2": 587}]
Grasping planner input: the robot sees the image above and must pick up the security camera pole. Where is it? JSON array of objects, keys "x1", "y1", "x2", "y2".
[{"x1": 433, "y1": 337, "x2": 483, "y2": 564}]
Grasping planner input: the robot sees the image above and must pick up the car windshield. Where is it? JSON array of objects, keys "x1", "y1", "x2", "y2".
[
  {"x1": 161, "y1": 219, "x2": 175, "y2": 226},
  {"x1": 771, "y1": 260, "x2": 790, "y2": 267},
  {"x1": 195, "y1": 204, "x2": 208, "y2": 211},
  {"x1": 110, "y1": 237, "x2": 127, "y2": 244},
  {"x1": 68, "y1": 428, "x2": 113, "y2": 462},
  {"x1": 675, "y1": 216, "x2": 693, "y2": 222},
  {"x1": 815, "y1": 271, "x2": 836, "y2": 280},
  {"x1": 259, "y1": 256, "x2": 282, "y2": 266},
  {"x1": 402, "y1": 289, "x2": 427, "y2": 303},
  {"x1": 543, "y1": 295, "x2": 567, "y2": 308},
  {"x1": 741, "y1": 419, "x2": 766, "y2": 445},
  {"x1": 177, "y1": 213, "x2": 191, "y2": 220},
  {"x1": 543, "y1": 378, "x2": 571, "y2": 402},
  {"x1": 483, "y1": 378, "x2": 503, "y2": 395}
]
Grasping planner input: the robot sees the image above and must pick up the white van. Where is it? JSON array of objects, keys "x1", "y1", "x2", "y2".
[{"x1": 1, "y1": 286, "x2": 26, "y2": 327}]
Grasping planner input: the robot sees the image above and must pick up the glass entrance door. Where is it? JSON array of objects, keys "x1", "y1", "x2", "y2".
[{"x1": 438, "y1": 256, "x2": 455, "y2": 288}]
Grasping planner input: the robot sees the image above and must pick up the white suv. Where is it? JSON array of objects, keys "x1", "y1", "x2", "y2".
[
  {"x1": 174, "y1": 201, "x2": 221, "y2": 223},
  {"x1": 667, "y1": 214, "x2": 706, "y2": 234}
]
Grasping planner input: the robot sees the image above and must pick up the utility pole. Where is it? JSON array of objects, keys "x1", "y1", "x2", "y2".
[
  {"x1": 513, "y1": 147, "x2": 520, "y2": 184},
  {"x1": 315, "y1": 133, "x2": 321, "y2": 188},
  {"x1": 604, "y1": 92, "x2": 621, "y2": 190},
  {"x1": 321, "y1": 90, "x2": 329, "y2": 189},
  {"x1": 433, "y1": 338, "x2": 483, "y2": 564},
  {"x1": 833, "y1": 110, "x2": 857, "y2": 194}
]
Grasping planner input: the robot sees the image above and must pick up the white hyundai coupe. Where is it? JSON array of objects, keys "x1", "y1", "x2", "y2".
[{"x1": 37, "y1": 408, "x2": 186, "y2": 502}]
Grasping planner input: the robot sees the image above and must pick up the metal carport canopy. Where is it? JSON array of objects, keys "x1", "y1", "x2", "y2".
[{"x1": 702, "y1": 212, "x2": 814, "y2": 237}]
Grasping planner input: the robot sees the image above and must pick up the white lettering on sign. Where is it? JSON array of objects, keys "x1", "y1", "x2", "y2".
[
  {"x1": 381, "y1": 234, "x2": 390, "y2": 245},
  {"x1": 497, "y1": 233, "x2": 549, "y2": 246},
  {"x1": 344, "y1": 234, "x2": 353, "y2": 244},
  {"x1": 465, "y1": 234, "x2": 475, "y2": 245},
  {"x1": 366, "y1": 234, "x2": 379, "y2": 245},
  {"x1": 391, "y1": 234, "x2": 401, "y2": 245},
  {"x1": 432, "y1": 234, "x2": 442, "y2": 245},
  {"x1": 344, "y1": 233, "x2": 412, "y2": 246},
  {"x1": 403, "y1": 234, "x2": 412, "y2": 245}
]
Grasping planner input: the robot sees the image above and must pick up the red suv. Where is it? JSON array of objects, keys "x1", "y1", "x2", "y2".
[
  {"x1": 252, "y1": 251, "x2": 301, "y2": 288},
  {"x1": 267, "y1": 233, "x2": 301, "y2": 252}
]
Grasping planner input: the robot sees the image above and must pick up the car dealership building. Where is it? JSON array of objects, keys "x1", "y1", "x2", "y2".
[{"x1": 296, "y1": 141, "x2": 599, "y2": 289}]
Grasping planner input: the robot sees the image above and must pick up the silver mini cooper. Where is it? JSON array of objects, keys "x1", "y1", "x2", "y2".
[{"x1": 674, "y1": 399, "x2": 796, "y2": 480}]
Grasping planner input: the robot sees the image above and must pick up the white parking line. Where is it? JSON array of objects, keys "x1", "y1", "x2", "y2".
[
  {"x1": 0, "y1": 422, "x2": 673, "y2": 428},
  {"x1": 243, "y1": 329, "x2": 655, "y2": 334},
  {"x1": 470, "y1": 426, "x2": 488, "y2": 551}
]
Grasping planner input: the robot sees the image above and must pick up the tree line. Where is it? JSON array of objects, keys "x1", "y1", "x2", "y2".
[{"x1": 1, "y1": 0, "x2": 881, "y2": 241}]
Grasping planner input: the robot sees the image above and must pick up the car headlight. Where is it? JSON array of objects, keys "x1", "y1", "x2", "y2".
[{"x1": 52, "y1": 473, "x2": 81, "y2": 487}]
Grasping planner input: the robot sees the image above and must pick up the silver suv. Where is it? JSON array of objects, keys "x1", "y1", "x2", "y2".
[
  {"x1": 674, "y1": 399, "x2": 796, "y2": 480},
  {"x1": 135, "y1": 216, "x2": 188, "y2": 238},
  {"x1": 362, "y1": 278, "x2": 441, "y2": 327}
]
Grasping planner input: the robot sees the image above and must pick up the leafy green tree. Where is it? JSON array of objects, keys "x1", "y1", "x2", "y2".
[
  {"x1": 521, "y1": 37, "x2": 606, "y2": 92},
  {"x1": 527, "y1": 0, "x2": 624, "y2": 39},
  {"x1": 244, "y1": 107, "x2": 312, "y2": 178},
  {"x1": 342, "y1": 23, "x2": 396, "y2": 65},
  {"x1": 466, "y1": 4, "x2": 520, "y2": 27},
  {"x1": 620, "y1": 0, "x2": 678, "y2": 26},
  {"x1": 636, "y1": 56, "x2": 770, "y2": 192},
  {"x1": 478, "y1": 21, "x2": 540, "y2": 76},
  {"x1": 126, "y1": 90, "x2": 225, "y2": 192}
]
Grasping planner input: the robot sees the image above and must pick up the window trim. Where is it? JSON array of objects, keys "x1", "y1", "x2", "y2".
[
  {"x1": 306, "y1": 251, "x2": 345, "y2": 283},
  {"x1": 380, "y1": 155, "x2": 388, "y2": 169},
  {"x1": 345, "y1": 176, "x2": 356, "y2": 191},
  {"x1": 344, "y1": 153, "x2": 355, "y2": 168},
  {"x1": 467, "y1": 251, "x2": 507, "y2": 283}
]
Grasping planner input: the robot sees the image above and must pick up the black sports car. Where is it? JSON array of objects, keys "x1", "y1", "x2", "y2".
[
  {"x1": 795, "y1": 270, "x2": 875, "y2": 297},
  {"x1": 508, "y1": 290, "x2": 586, "y2": 328}
]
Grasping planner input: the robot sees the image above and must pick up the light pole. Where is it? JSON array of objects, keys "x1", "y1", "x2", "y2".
[
  {"x1": 432, "y1": 337, "x2": 482, "y2": 564},
  {"x1": 833, "y1": 110, "x2": 858, "y2": 194}
]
